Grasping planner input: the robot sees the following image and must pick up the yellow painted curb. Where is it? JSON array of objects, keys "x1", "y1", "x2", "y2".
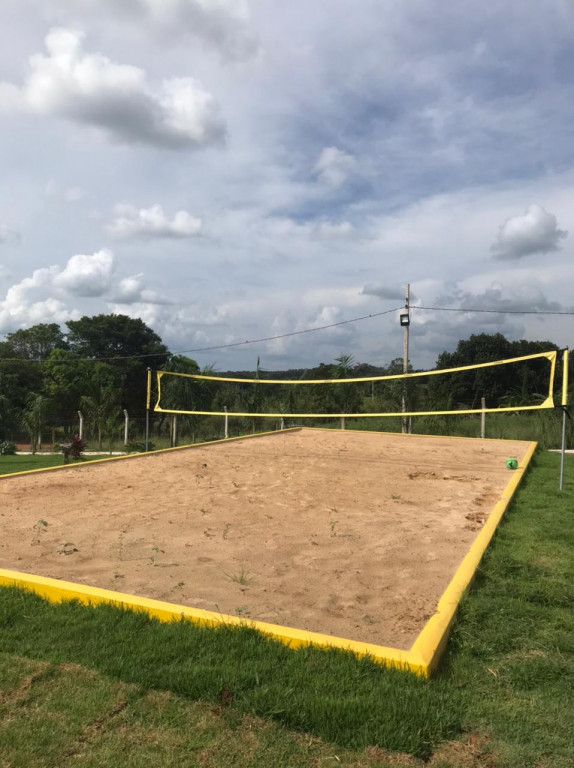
[
  {"x1": 410, "y1": 440, "x2": 537, "y2": 676},
  {"x1": 0, "y1": 568, "x2": 421, "y2": 674}
]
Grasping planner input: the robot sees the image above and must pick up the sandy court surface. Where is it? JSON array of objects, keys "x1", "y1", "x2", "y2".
[{"x1": 0, "y1": 428, "x2": 532, "y2": 649}]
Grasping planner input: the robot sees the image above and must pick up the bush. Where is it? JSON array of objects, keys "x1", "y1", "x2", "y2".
[
  {"x1": 60, "y1": 434, "x2": 86, "y2": 464},
  {"x1": 0, "y1": 441, "x2": 16, "y2": 456},
  {"x1": 69, "y1": 434, "x2": 86, "y2": 459}
]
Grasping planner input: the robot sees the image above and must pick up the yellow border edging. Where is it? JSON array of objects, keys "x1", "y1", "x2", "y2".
[
  {"x1": 409, "y1": 440, "x2": 537, "y2": 675},
  {"x1": 0, "y1": 568, "x2": 421, "y2": 674},
  {"x1": 0, "y1": 429, "x2": 537, "y2": 677}
]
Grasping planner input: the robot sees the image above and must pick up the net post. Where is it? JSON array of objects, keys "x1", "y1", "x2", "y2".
[
  {"x1": 145, "y1": 368, "x2": 151, "y2": 452},
  {"x1": 480, "y1": 397, "x2": 486, "y2": 438},
  {"x1": 559, "y1": 349, "x2": 569, "y2": 492},
  {"x1": 224, "y1": 406, "x2": 229, "y2": 439},
  {"x1": 401, "y1": 283, "x2": 410, "y2": 434}
]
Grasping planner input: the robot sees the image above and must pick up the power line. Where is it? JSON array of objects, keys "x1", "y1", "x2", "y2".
[
  {"x1": 0, "y1": 307, "x2": 402, "y2": 363},
  {"x1": 413, "y1": 305, "x2": 574, "y2": 316},
  {"x1": 1, "y1": 303, "x2": 571, "y2": 365}
]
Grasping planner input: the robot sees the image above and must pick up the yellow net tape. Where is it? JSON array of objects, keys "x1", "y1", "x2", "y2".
[
  {"x1": 153, "y1": 350, "x2": 558, "y2": 419},
  {"x1": 562, "y1": 348, "x2": 569, "y2": 406},
  {"x1": 156, "y1": 350, "x2": 556, "y2": 385}
]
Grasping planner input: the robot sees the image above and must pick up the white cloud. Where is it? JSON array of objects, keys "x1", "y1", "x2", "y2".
[
  {"x1": 0, "y1": 265, "x2": 76, "y2": 333},
  {"x1": 491, "y1": 204, "x2": 568, "y2": 260},
  {"x1": 0, "y1": 28, "x2": 226, "y2": 150},
  {"x1": 105, "y1": 301, "x2": 225, "y2": 347},
  {"x1": 54, "y1": 249, "x2": 115, "y2": 296},
  {"x1": 314, "y1": 146, "x2": 356, "y2": 188},
  {"x1": 107, "y1": 203, "x2": 203, "y2": 239},
  {"x1": 110, "y1": 274, "x2": 171, "y2": 305}
]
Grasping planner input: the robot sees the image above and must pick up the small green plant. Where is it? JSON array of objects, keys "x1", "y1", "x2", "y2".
[
  {"x1": 225, "y1": 566, "x2": 253, "y2": 586},
  {"x1": 31, "y1": 519, "x2": 48, "y2": 546},
  {"x1": 234, "y1": 606, "x2": 249, "y2": 617},
  {"x1": 0, "y1": 441, "x2": 16, "y2": 455},
  {"x1": 149, "y1": 546, "x2": 164, "y2": 566}
]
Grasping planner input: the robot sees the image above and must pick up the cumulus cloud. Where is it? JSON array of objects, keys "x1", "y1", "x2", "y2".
[
  {"x1": 105, "y1": 301, "x2": 225, "y2": 347},
  {"x1": 0, "y1": 265, "x2": 76, "y2": 333},
  {"x1": 314, "y1": 146, "x2": 356, "y2": 188},
  {"x1": 491, "y1": 205, "x2": 568, "y2": 260},
  {"x1": 0, "y1": 248, "x2": 174, "y2": 334},
  {"x1": 0, "y1": 28, "x2": 226, "y2": 150},
  {"x1": 107, "y1": 204, "x2": 203, "y2": 239},
  {"x1": 53, "y1": 249, "x2": 115, "y2": 296},
  {"x1": 110, "y1": 274, "x2": 171, "y2": 305}
]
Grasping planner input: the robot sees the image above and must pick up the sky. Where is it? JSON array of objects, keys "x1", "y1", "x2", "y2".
[{"x1": 0, "y1": 0, "x2": 573, "y2": 371}]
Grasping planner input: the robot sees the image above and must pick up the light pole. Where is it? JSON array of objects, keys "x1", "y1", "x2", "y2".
[{"x1": 400, "y1": 284, "x2": 410, "y2": 434}]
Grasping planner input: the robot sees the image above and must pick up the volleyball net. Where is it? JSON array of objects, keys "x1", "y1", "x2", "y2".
[{"x1": 148, "y1": 349, "x2": 568, "y2": 421}]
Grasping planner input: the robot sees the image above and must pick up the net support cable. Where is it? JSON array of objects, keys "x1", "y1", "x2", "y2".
[{"x1": 153, "y1": 350, "x2": 558, "y2": 420}]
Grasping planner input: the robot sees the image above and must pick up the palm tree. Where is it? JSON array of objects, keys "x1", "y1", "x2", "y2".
[
  {"x1": 81, "y1": 386, "x2": 119, "y2": 450},
  {"x1": 22, "y1": 393, "x2": 49, "y2": 454}
]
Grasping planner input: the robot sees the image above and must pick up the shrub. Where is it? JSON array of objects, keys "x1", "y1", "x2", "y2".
[
  {"x1": 69, "y1": 434, "x2": 86, "y2": 459},
  {"x1": 0, "y1": 441, "x2": 16, "y2": 456}
]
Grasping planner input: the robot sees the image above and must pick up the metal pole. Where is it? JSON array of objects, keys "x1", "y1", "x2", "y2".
[
  {"x1": 224, "y1": 406, "x2": 229, "y2": 439},
  {"x1": 123, "y1": 409, "x2": 129, "y2": 446},
  {"x1": 559, "y1": 408, "x2": 567, "y2": 492},
  {"x1": 77, "y1": 410, "x2": 83, "y2": 440},
  {"x1": 402, "y1": 283, "x2": 410, "y2": 434},
  {"x1": 145, "y1": 367, "x2": 151, "y2": 452},
  {"x1": 173, "y1": 414, "x2": 178, "y2": 447},
  {"x1": 480, "y1": 397, "x2": 486, "y2": 439},
  {"x1": 341, "y1": 417, "x2": 346, "y2": 430},
  {"x1": 559, "y1": 348, "x2": 569, "y2": 492}
]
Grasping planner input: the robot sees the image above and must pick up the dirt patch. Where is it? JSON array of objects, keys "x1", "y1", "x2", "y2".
[{"x1": 0, "y1": 428, "x2": 532, "y2": 649}]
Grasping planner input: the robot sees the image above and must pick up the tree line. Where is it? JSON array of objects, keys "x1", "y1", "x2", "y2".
[{"x1": 0, "y1": 314, "x2": 566, "y2": 451}]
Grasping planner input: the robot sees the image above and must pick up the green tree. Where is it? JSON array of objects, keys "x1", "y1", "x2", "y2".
[
  {"x1": 66, "y1": 314, "x2": 169, "y2": 411},
  {"x1": 429, "y1": 333, "x2": 559, "y2": 409},
  {"x1": 5, "y1": 324, "x2": 68, "y2": 360}
]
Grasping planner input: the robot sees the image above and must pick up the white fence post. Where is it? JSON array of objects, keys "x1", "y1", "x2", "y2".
[
  {"x1": 77, "y1": 410, "x2": 84, "y2": 440},
  {"x1": 224, "y1": 406, "x2": 229, "y2": 439},
  {"x1": 123, "y1": 409, "x2": 129, "y2": 446},
  {"x1": 481, "y1": 397, "x2": 486, "y2": 439}
]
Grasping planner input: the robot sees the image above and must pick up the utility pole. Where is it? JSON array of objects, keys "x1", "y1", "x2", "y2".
[{"x1": 400, "y1": 284, "x2": 410, "y2": 434}]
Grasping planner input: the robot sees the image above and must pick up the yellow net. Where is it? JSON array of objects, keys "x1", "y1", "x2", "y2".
[{"x1": 150, "y1": 350, "x2": 559, "y2": 419}]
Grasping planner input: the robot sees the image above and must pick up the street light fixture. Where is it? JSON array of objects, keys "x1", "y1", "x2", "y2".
[{"x1": 400, "y1": 312, "x2": 410, "y2": 327}]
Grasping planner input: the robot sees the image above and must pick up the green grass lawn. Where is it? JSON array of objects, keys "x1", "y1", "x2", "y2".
[
  {"x1": 0, "y1": 452, "x2": 573, "y2": 766},
  {"x1": 0, "y1": 454, "x2": 104, "y2": 475}
]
